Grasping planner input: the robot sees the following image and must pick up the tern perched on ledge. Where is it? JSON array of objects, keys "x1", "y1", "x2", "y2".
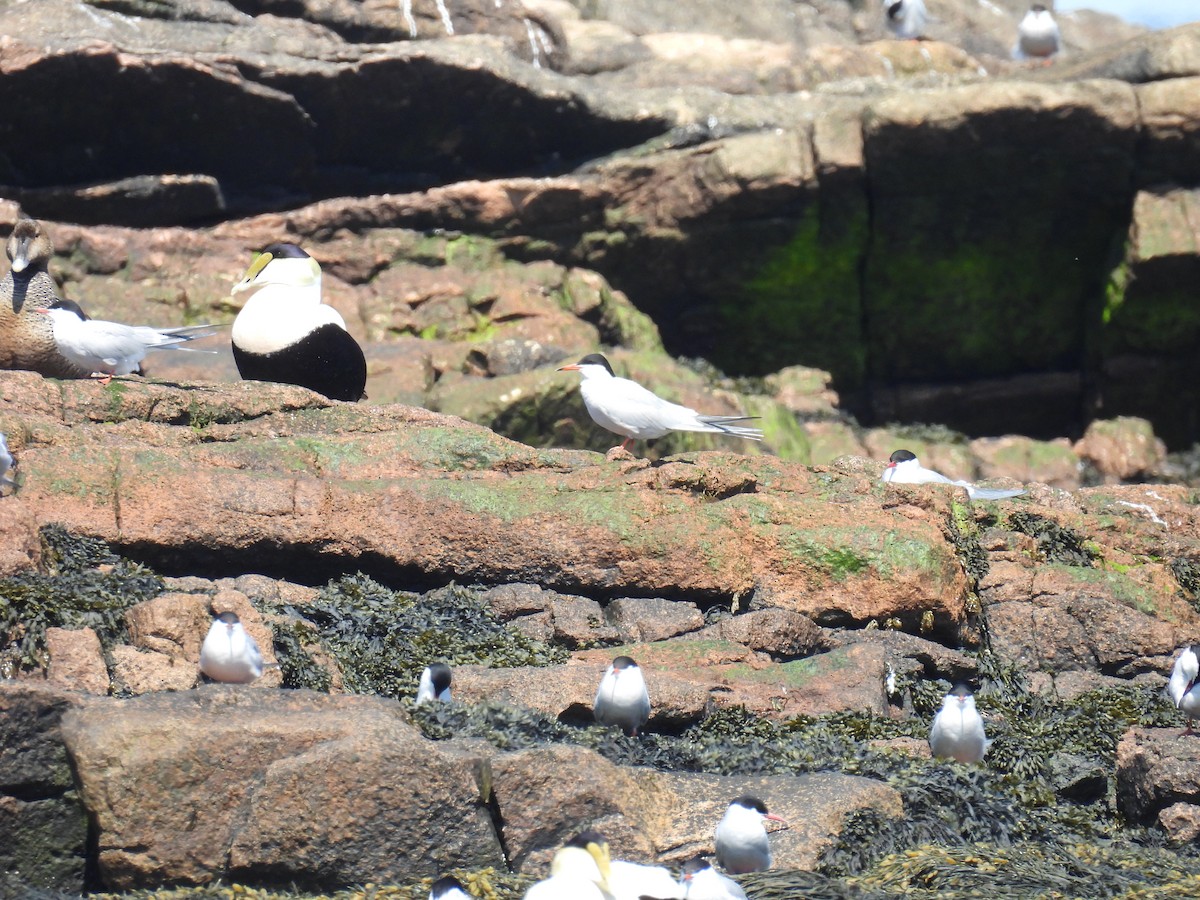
[
  {"x1": 929, "y1": 685, "x2": 990, "y2": 763},
  {"x1": 593, "y1": 655, "x2": 651, "y2": 737},
  {"x1": 882, "y1": 449, "x2": 1025, "y2": 501},
  {"x1": 714, "y1": 796, "x2": 787, "y2": 874},
  {"x1": 558, "y1": 353, "x2": 762, "y2": 452},
  {"x1": 1168, "y1": 645, "x2": 1200, "y2": 735},
  {"x1": 39, "y1": 299, "x2": 215, "y2": 384},
  {"x1": 199, "y1": 611, "x2": 264, "y2": 684},
  {"x1": 1014, "y1": 4, "x2": 1060, "y2": 62},
  {"x1": 884, "y1": 0, "x2": 927, "y2": 39}
]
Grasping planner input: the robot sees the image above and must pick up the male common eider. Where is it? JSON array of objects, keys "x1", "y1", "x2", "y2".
[{"x1": 230, "y1": 243, "x2": 367, "y2": 401}]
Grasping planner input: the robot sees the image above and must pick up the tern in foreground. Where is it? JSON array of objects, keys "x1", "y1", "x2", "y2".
[
  {"x1": 680, "y1": 856, "x2": 746, "y2": 900},
  {"x1": 558, "y1": 354, "x2": 762, "y2": 452},
  {"x1": 608, "y1": 856, "x2": 685, "y2": 900},
  {"x1": 429, "y1": 875, "x2": 472, "y2": 900},
  {"x1": 929, "y1": 685, "x2": 990, "y2": 763},
  {"x1": 523, "y1": 831, "x2": 614, "y2": 899},
  {"x1": 1014, "y1": 4, "x2": 1060, "y2": 61},
  {"x1": 39, "y1": 299, "x2": 215, "y2": 384},
  {"x1": 882, "y1": 449, "x2": 1025, "y2": 501},
  {"x1": 594, "y1": 655, "x2": 651, "y2": 737},
  {"x1": 1168, "y1": 645, "x2": 1200, "y2": 735},
  {"x1": 199, "y1": 611, "x2": 265, "y2": 684},
  {"x1": 416, "y1": 662, "x2": 453, "y2": 705},
  {"x1": 714, "y1": 796, "x2": 787, "y2": 874},
  {"x1": 884, "y1": 0, "x2": 926, "y2": 39}
]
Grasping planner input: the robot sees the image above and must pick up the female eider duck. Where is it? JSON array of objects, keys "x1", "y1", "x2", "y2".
[
  {"x1": 230, "y1": 243, "x2": 367, "y2": 401},
  {"x1": 0, "y1": 216, "x2": 89, "y2": 378}
]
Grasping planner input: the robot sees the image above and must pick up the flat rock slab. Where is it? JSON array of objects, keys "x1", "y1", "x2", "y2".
[{"x1": 0, "y1": 372, "x2": 970, "y2": 628}]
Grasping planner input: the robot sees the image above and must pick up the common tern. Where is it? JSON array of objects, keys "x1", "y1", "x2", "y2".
[
  {"x1": 557, "y1": 354, "x2": 762, "y2": 452},
  {"x1": 884, "y1": 0, "x2": 927, "y2": 39},
  {"x1": 882, "y1": 449, "x2": 1025, "y2": 501},
  {"x1": 714, "y1": 796, "x2": 786, "y2": 874},
  {"x1": 929, "y1": 685, "x2": 990, "y2": 763},
  {"x1": 523, "y1": 830, "x2": 614, "y2": 899},
  {"x1": 594, "y1": 655, "x2": 651, "y2": 737},
  {"x1": 429, "y1": 875, "x2": 472, "y2": 900},
  {"x1": 1168, "y1": 644, "x2": 1200, "y2": 735},
  {"x1": 1014, "y1": 4, "x2": 1060, "y2": 61},
  {"x1": 230, "y1": 243, "x2": 367, "y2": 402},
  {"x1": 680, "y1": 856, "x2": 747, "y2": 900},
  {"x1": 38, "y1": 299, "x2": 215, "y2": 384},
  {"x1": 416, "y1": 662, "x2": 453, "y2": 705},
  {"x1": 199, "y1": 611, "x2": 265, "y2": 684}
]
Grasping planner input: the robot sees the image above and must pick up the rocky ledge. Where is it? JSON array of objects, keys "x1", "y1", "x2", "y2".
[{"x1": 0, "y1": 373, "x2": 1199, "y2": 897}]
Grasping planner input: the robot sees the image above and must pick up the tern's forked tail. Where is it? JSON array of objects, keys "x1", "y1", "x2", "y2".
[
  {"x1": 967, "y1": 486, "x2": 1026, "y2": 501},
  {"x1": 696, "y1": 415, "x2": 764, "y2": 441}
]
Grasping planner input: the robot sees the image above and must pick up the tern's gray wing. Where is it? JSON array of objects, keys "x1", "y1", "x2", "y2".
[{"x1": 591, "y1": 376, "x2": 704, "y2": 434}]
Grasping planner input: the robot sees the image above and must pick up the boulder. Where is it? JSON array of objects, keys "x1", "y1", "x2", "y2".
[
  {"x1": 43, "y1": 627, "x2": 108, "y2": 695},
  {"x1": 59, "y1": 687, "x2": 504, "y2": 890},
  {"x1": 1115, "y1": 727, "x2": 1200, "y2": 828}
]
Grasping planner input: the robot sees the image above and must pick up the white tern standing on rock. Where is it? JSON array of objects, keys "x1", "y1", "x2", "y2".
[
  {"x1": 1014, "y1": 4, "x2": 1060, "y2": 62},
  {"x1": 884, "y1": 0, "x2": 927, "y2": 39},
  {"x1": 523, "y1": 830, "x2": 614, "y2": 900},
  {"x1": 557, "y1": 353, "x2": 762, "y2": 453},
  {"x1": 0, "y1": 432, "x2": 16, "y2": 491},
  {"x1": 714, "y1": 795, "x2": 787, "y2": 874},
  {"x1": 39, "y1": 298, "x2": 214, "y2": 384},
  {"x1": 882, "y1": 449, "x2": 1026, "y2": 501},
  {"x1": 1168, "y1": 644, "x2": 1200, "y2": 735},
  {"x1": 593, "y1": 655, "x2": 651, "y2": 737},
  {"x1": 929, "y1": 685, "x2": 990, "y2": 763},
  {"x1": 199, "y1": 611, "x2": 265, "y2": 684}
]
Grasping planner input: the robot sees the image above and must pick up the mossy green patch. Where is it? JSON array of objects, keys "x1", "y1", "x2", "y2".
[
  {"x1": 777, "y1": 526, "x2": 947, "y2": 583},
  {"x1": 718, "y1": 203, "x2": 867, "y2": 386},
  {"x1": 1046, "y1": 563, "x2": 1162, "y2": 616},
  {"x1": 404, "y1": 427, "x2": 531, "y2": 472}
]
